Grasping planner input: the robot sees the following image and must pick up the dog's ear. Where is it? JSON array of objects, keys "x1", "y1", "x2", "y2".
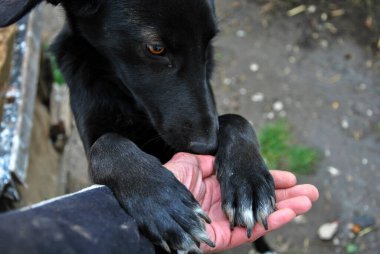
[{"x1": 0, "y1": 0, "x2": 47, "y2": 27}]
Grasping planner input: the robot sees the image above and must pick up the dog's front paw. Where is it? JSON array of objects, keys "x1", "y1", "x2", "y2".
[
  {"x1": 216, "y1": 155, "x2": 276, "y2": 237},
  {"x1": 114, "y1": 172, "x2": 215, "y2": 253}
]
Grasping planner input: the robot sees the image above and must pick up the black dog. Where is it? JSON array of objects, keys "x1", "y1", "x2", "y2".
[{"x1": 1, "y1": 0, "x2": 275, "y2": 252}]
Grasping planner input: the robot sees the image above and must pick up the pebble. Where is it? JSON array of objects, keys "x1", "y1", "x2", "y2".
[
  {"x1": 18, "y1": 24, "x2": 26, "y2": 31},
  {"x1": 250, "y1": 63, "x2": 259, "y2": 72},
  {"x1": 327, "y1": 166, "x2": 340, "y2": 176},
  {"x1": 279, "y1": 111, "x2": 287, "y2": 118},
  {"x1": 294, "y1": 215, "x2": 307, "y2": 224},
  {"x1": 273, "y1": 101, "x2": 284, "y2": 111},
  {"x1": 359, "y1": 83, "x2": 367, "y2": 90},
  {"x1": 366, "y1": 109, "x2": 373, "y2": 117},
  {"x1": 288, "y1": 56, "x2": 296, "y2": 64},
  {"x1": 264, "y1": 112, "x2": 275, "y2": 120},
  {"x1": 312, "y1": 32, "x2": 320, "y2": 40},
  {"x1": 283, "y1": 67, "x2": 291, "y2": 75},
  {"x1": 341, "y1": 119, "x2": 349, "y2": 129},
  {"x1": 239, "y1": 88, "x2": 247, "y2": 95},
  {"x1": 321, "y1": 13, "x2": 328, "y2": 21},
  {"x1": 251, "y1": 93, "x2": 264, "y2": 102},
  {"x1": 320, "y1": 39, "x2": 329, "y2": 48},
  {"x1": 222, "y1": 97, "x2": 230, "y2": 105},
  {"x1": 332, "y1": 101, "x2": 340, "y2": 110},
  {"x1": 362, "y1": 158, "x2": 368, "y2": 165},
  {"x1": 324, "y1": 149, "x2": 331, "y2": 157},
  {"x1": 223, "y1": 78, "x2": 232, "y2": 86},
  {"x1": 318, "y1": 221, "x2": 339, "y2": 240},
  {"x1": 307, "y1": 5, "x2": 317, "y2": 13},
  {"x1": 236, "y1": 29, "x2": 246, "y2": 38},
  {"x1": 332, "y1": 237, "x2": 340, "y2": 246}
]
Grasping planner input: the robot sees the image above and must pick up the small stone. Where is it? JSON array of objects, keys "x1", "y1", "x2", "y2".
[
  {"x1": 236, "y1": 29, "x2": 246, "y2": 38},
  {"x1": 18, "y1": 24, "x2": 26, "y2": 31},
  {"x1": 320, "y1": 39, "x2": 329, "y2": 48},
  {"x1": 312, "y1": 33, "x2": 320, "y2": 40},
  {"x1": 250, "y1": 63, "x2": 259, "y2": 72},
  {"x1": 264, "y1": 112, "x2": 275, "y2": 120},
  {"x1": 351, "y1": 224, "x2": 362, "y2": 235},
  {"x1": 279, "y1": 111, "x2": 287, "y2": 118},
  {"x1": 332, "y1": 101, "x2": 340, "y2": 110},
  {"x1": 222, "y1": 97, "x2": 230, "y2": 105},
  {"x1": 318, "y1": 221, "x2": 339, "y2": 240},
  {"x1": 223, "y1": 78, "x2": 232, "y2": 86},
  {"x1": 294, "y1": 215, "x2": 307, "y2": 224},
  {"x1": 307, "y1": 5, "x2": 316, "y2": 13},
  {"x1": 251, "y1": 93, "x2": 264, "y2": 102},
  {"x1": 273, "y1": 101, "x2": 284, "y2": 111},
  {"x1": 327, "y1": 166, "x2": 340, "y2": 176},
  {"x1": 321, "y1": 13, "x2": 328, "y2": 21},
  {"x1": 341, "y1": 119, "x2": 349, "y2": 129},
  {"x1": 366, "y1": 60, "x2": 372, "y2": 68},
  {"x1": 332, "y1": 237, "x2": 340, "y2": 246},
  {"x1": 362, "y1": 158, "x2": 368, "y2": 165},
  {"x1": 288, "y1": 56, "x2": 296, "y2": 64},
  {"x1": 239, "y1": 88, "x2": 247, "y2": 95},
  {"x1": 359, "y1": 83, "x2": 367, "y2": 90},
  {"x1": 366, "y1": 109, "x2": 373, "y2": 117},
  {"x1": 325, "y1": 149, "x2": 331, "y2": 157},
  {"x1": 283, "y1": 66, "x2": 291, "y2": 75},
  {"x1": 352, "y1": 131, "x2": 362, "y2": 140}
]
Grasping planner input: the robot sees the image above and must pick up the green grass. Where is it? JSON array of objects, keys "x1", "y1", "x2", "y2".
[
  {"x1": 259, "y1": 121, "x2": 318, "y2": 175},
  {"x1": 49, "y1": 54, "x2": 65, "y2": 85},
  {"x1": 43, "y1": 44, "x2": 66, "y2": 85}
]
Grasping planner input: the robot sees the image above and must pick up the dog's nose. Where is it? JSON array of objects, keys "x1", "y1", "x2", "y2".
[{"x1": 189, "y1": 137, "x2": 218, "y2": 155}]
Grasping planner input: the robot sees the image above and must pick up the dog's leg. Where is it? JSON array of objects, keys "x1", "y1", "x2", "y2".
[
  {"x1": 215, "y1": 114, "x2": 276, "y2": 237},
  {"x1": 89, "y1": 133, "x2": 214, "y2": 253}
]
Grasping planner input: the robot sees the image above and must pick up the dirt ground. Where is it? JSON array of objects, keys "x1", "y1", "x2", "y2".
[
  {"x1": 23, "y1": 0, "x2": 380, "y2": 253},
  {"x1": 214, "y1": 1, "x2": 380, "y2": 253}
]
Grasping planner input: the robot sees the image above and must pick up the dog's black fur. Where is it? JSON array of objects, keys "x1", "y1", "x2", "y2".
[{"x1": 1, "y1": 0, "x2": 276, "y2": 252}]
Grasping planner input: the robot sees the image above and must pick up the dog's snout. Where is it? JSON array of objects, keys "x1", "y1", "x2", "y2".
[{"x1": 189, "y1": 136, "x2": 218, "y2": 155}]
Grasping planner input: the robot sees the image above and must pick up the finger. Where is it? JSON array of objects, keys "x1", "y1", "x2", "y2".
[
  {"x1": 276, "y1": 196, "x2": 312, "y2": 215},
  {"x1": 229, "y1": 208, "x2": 296, "y2": 249},
  {"x1": 270, "y1": 170, "x2": 297, "y2": 189},
  {"x1": 275, "y1": 184, "x2": 319, "y2": 202},
  {"x1": 195, "y1": 155, "x2": 215, "y2": 178}
]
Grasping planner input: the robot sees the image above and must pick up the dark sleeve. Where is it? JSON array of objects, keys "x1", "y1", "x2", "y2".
[{"x1": 0, "y1": 186, "x2": 156, "y2": 254}]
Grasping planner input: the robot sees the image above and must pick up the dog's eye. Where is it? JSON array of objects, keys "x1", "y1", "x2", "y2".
[{"x1": 146, "y1": 44, "x2": 166, "y2": 56}]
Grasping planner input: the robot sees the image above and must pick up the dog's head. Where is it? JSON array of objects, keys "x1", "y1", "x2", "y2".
[{"x1": 1, "y1": 0, "x2": 219, "y2": 154}]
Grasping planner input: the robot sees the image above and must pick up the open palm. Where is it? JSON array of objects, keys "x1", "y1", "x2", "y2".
[{"x1": 164, "y1": 153, "x2": 319, "y2": 253}]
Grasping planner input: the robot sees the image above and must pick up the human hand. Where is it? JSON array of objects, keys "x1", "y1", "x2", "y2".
[{"x1": 164, "y1": 152, "x2": 319, "y2": 253}]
